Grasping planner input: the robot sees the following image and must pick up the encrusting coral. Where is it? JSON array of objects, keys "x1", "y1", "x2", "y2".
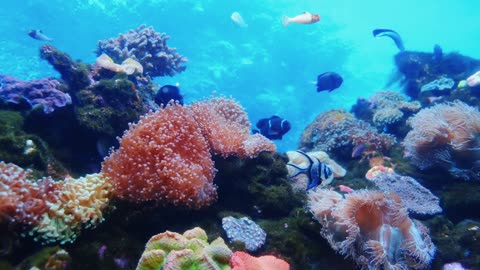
[
  {"x1": 136, "y1": 227, "x2": 232, "y2": 270},
  {"x1": 308, "y1": 189, "x2": 435, "y2": 270}
]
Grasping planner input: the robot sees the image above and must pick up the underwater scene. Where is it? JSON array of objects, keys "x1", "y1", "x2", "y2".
[{"x1": 1, "y1": 0, "x2": 480, "y2": 269}]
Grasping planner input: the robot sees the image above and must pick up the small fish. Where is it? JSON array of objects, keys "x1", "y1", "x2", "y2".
[
  {"x1": 287, "y1": 150, "x2": 333, "y2": 190},
  {"x1": 433, "y1": 44, "x2": 443, "y2": 61},
  {"x1": 351, "y1": 143, "x2": 367, "y2": 158},
  {"x1": 253, "y1": 115, "x2": 291, "y2": 140},
  {"x1": 467, "y1": 225, "x2": 479, "y2": 232},
  {"x1": 28, "y1": 29, "x2": 53, "y2": 41},
  {"x1": 372, "y1": 29, "x2": 404, "y2": 51},
  {"x1": 154, "y1": 85, "x2": 184, "y2": 105},
  {"x1": 282, "y1": 12, "x2": 320, "y2": 26},
  {"x1": 316, "y1": 72, "x2": 343, "y2": 92},
  {"x1": 231, "y1": 11, "x2": 248, "y2": 28},
  {"x1": 338, "y1": 184, "x2": 354, "y2": 193}
]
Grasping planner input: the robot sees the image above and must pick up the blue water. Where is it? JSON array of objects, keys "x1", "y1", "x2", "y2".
[{"x1": 1, "y1": 0, "x2": 479, "y2": 152}]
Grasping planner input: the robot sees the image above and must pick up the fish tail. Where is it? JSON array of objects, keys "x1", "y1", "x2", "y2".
[{"x1": 281, "y1": 16, "x2": 290, "y2": 26}]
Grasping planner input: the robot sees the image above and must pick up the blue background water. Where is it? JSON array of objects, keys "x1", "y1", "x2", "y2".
[{"x1": 1, "y1": 0, "x2": 479, "y2": 152}]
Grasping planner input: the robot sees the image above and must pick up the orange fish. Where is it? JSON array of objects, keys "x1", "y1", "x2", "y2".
[{"x1": 282, "y1": 12, "x2": 320, "y2": 26}]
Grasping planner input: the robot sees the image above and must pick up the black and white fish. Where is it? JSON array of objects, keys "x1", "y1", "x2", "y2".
[
  {"x1": 253, "y1": 115, "x2": 291, "y2": 140},
  {"x1": 287, "y1": 150, "x2": 334, "y2": 190}
]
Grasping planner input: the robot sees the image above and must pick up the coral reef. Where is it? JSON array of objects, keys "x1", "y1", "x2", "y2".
[
  {"x1": 74, "y1": 77, "x2": 146, "y2": 136},
  {"x1": 308, "y1": 189, "x2": 436, "y2": 270},
  {"x1": 135, "y1": 227, "x2": 232, "y2": 270},
  {"x1": 40, "y1": 45, "x2": 91, "y2": 92},
  {"x1": 394, "y1": 51, "x2": 480, "y2": 98},
  {"x1": 102, "y1": 97, "x2": 275, "y2": 208},
  {"x1": 0, "y1": 74, "x2": 71, "y2": 114},
  {"x1": 222, "y1": 216, "x2": 266, "y2": 252},
  {"x1": 230, "y1": 251, "x2": 290, "y2": 270},
  {"x1": 403, "y1": 100, "x2": 480, "y2": 180},
  {"x1": 0, "y1": 162, "x2": 111, "y2": 244},
  {"x1": 368, "y1": 90, "x2": 420, "y2": 127},
  {"x1": 95, "y1": 24, "x2": 187, "y2": 77},
  {"x1": 299, "y1": 109, "x2": 395, "y2": 159},
  {"x1": 370, "y1": 172, "x2": 442, "y2": 216}
]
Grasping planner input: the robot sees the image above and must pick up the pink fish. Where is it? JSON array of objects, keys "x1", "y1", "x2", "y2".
[{"x1": 338, "y1": 184, "x2": 354, "y2": 193}]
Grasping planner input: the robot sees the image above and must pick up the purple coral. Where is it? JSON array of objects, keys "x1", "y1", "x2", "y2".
[
  {"x1": 0, "y1": 74, "x2": 71, "y2": 113},
  {"x1": 371, "y1": 172, "x2": 442, "y2": 216},
  {"x1": 222, "y1": 216, "x2": 266, "y2": 252},
  {"x1": 95, "y1": 24, "x2": 187, "y2": 77}
]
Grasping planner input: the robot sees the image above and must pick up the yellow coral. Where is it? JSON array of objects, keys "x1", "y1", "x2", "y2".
[{"x1": 30, "y1": 173, "x2": 112, "y2": 244}]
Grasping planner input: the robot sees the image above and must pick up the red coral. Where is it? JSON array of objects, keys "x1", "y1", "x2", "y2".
[
  {"x1": 102, "y1": 97, "x2": 275, "y2": 208},
  {"x1": 0, "y1": 162, "x2": 54, "y2": 225}
]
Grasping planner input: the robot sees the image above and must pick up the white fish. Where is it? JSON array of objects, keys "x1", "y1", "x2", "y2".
[
  {"x1": 231, "y1": 11, "x2": 248, "y2": 28},
  {"x1": 282, "y1": 11, "x2": 320, "y2": 26}
]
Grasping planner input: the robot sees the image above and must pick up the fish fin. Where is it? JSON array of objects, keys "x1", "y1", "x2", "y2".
[
  {"x1": 287, "y1": 163, "x2": 307, "y2": 178},
  {"x1": 306, "y1": 177, "x2": 320, "y2": 190},
  {"x1": 282, "y1": 16, "x2": 290, "y2": 26},
  {"x1": 296, "y1": 150, "x2": 314, "y2": 166}
]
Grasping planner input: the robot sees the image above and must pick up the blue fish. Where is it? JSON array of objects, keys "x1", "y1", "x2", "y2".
[
  {"x1": 372, "y1": 29, "x2": 405, "y2": 51},
  {"x1": 287, "y1": 150, "x2": 334, "y2": 190}
]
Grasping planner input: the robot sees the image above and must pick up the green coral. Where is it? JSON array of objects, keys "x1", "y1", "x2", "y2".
[
  {"x1": 136, "y1": 227, "x2": 232, "y2": 270},
  {"x1": 75, "y1": 77, "x2": 146, "y2": 136}
]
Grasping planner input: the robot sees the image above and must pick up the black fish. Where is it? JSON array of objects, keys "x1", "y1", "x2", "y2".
[
  {"x1": 253, "y1": 115, "x2": 291, "y2": 140},
  {"x1": 28, "y1": 30, "x2": 53, "y2": 41},
  {"x1": 287, "y1": 150, "x2": 334, "y2": 190},
  {"x1": 154, "y1": 85, "x2": 184, "y2": 105},
  {"x1": 372, "y1": 29, "x2": 404, "y2": 51},
  {"x1": 316, "y1": 72, "x2": 343, "y2": 92}
]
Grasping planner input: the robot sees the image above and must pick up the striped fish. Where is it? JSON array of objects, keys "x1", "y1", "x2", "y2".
[{"x1": 287, "y1": 150, "x2": 334, "y2": 190}]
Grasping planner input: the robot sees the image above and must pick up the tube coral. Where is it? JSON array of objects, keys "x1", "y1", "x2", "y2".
[
  {"x1": 102, "y1": 97, "x2": 275, "y2": 208},
  {"x1": 308, "y1": 189, "x2": 435, "y2": 270}
]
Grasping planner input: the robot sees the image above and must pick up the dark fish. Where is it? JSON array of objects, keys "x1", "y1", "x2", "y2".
[
  {"x1": 154, "y1": 85, "x2": 184, "y2": 105},
  {"x1": 351, "y1": 143, "x2": 367, "y2": 158},
  {"x1": 287, "y1": 150, "x2": 334, "y2": 190},
  {"x1": 316, "y1": 72, "x2": 343, "y2": 92},
  {"x1": 433, "y1": 44, "x2": 443, "y2": 61},
  {"x1": 372, "y1": 29, "x2": 404, "y2": 51},
  {"x1": 253, "y1": 115, "x2": 291, "y2": 140},
  {"x1": 28, "y1": 30, "x2": 53, "y2": 41}
]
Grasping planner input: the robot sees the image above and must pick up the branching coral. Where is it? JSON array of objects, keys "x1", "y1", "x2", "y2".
[
  {"x1": 102, "y1": 97, "x2": 275, "y2": 208},
  {"x1": 95, "y1": 24, "x2": 187, "y2": 77},
  {"x1": 308, "y1": 189, "x2": 435, "y2": 270},
  {"x1": 403, "y1": 100, "x2": 480, "y2": 179}
]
